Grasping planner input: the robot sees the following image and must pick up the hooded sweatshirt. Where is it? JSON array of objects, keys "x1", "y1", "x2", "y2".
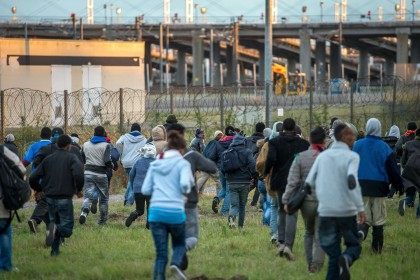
[
  {"x1": 130, "y1": 143, "x2": 156, "y2": 194},
  {"x1": 383, "y1": 125, "x2": 400, "y2": 150},
  {"x1": 142, "y1": 150, "x2": 194, "y2": 224},
  {"x1": 22, "y1": 139, "x2": 51, "y2": 166},
  {"x1": 225, "y1": 134, "x2": 256, "y2": 184},
  {"x1": 353, "y1": 118, "x2": 403, "y2": 197},
  {"x1": 116, "y1": 131, "x2": 147, "y2": 169},
  {"x1": 82, "y1": 136, "x2": 112, "y2": 177},
  {"x1": 151, "y1": 125, "x2": 167, "y2": 154}
]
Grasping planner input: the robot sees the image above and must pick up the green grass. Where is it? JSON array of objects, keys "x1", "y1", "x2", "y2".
[{"x1": 3, "y1": 195, "x2": 420, "y2": 280}]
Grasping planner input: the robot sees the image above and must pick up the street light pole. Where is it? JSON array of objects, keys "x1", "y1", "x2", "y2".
[
  {"x1": 320, "y1": 1, "x2": 324, "y2": 22},
  {"x1": 413, "y1": 0, "x2": 416, "y2": 21},
  {"x1": 264, "y1": 0, "x2": 273, "y2": 126}
]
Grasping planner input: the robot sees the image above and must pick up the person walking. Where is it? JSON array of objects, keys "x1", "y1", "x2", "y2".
[
  {"x1": 3, "y1": 134, "x2": 18, "y2": 157},
  {"x1": 353, "y1": 118, "x2": 403, "y2": 254},
  {"x1": 125, "y1": 143, "x2": 156, "y2": 228},
  {"x1": 190, "y1": 129, "x2": 205, "y2": 153},
  {"x1": 265, "y1": 118, "x2": 309, "y2": 260},
  {"x1": 22, "y1": 127, "x2": 52, "y2": 167},
  {"x1": 151, "y1": 125, "x2": 167, "y2": 154},
  {"x1": 383, "y1": 125, "x2": 400, "y2": 150},
  {"x1": 116, "y1": 123, "x2": 147, "y2": 206},
  {"x1": 305, "y1": 123, "x2": 366, "y2": 280},
  {"x1": 222, "y1": 134, "x2": 256, "y2": 228},
  {"x1": 0, "y1": 144, "x2": 26, "y2": 271},
  {"x1": 141, "y1": 131, "x2": 194, "y2": 280},
  {"x1": 282, "y1": 127, "x2": 326, "y2": 272},
  {"x1": 29, "y1": 135, "x2": 84, "y2": 256}
]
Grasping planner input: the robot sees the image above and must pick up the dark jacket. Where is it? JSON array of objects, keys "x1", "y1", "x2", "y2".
[
  {"x1": 401, "y1": 137, "x2": 420, "y2": 189},
  {"x1": 395, "y1": 133, "x2": 415, "y2": 157},
  {"x1": 207, "y1": 135, "x2": 235, "y2": 168},
  {"x1": 4, "y1": 142, "x2": 19, "y2": 157},
  {"x1": 265, "y1": 132, "x2": 310, "y2": 193},
  {"x1": 190, "y1": 137, "x2": 205, "y2": 154},
  {"x1": 402, "y1": 137, "x2": 420, "y2": 167},
  {"x1": 383, "y1": 136, "x2": 398, "y2": 150},
  {"x1": 129, "y1": 157, "x2": 154, "y2": 194},
  {"x1": 29, "y1": 149, "x2": 84, "y2": 198},
  {"x1": 224, "y1": 135, "x2": 256, "y2": 185},
  {"x1": 353, "y1": 135, "x2": 403, "y2": 197},
  {"x1": 184, "y1": 150, "x2": 218, "y2": 208},
  {"x1": 33, "y1": 143, "x2": 82, "y2": 170},
  {"x1": 246, "y1": 132, "x2": 265, "y2": 156}
]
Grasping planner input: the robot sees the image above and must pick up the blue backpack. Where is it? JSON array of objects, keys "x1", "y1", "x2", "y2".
[{"x1": 220, "y1": 148, "x2": 243, "y2": 174}]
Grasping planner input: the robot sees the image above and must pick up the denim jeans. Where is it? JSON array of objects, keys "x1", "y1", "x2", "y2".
[
  {"x1": 319, "y1": 216, "x2": 361, "y2": 280},
  {"x1": 228, "y1": 183, "x2": 249, "y2": 228},
  {"x1": 150, "y1": 222, "x2": 186, "y2": 280},
  {"x1": 258, "y1": 180, "x2": 270, "y2": 225},
  {"x1": 30, "y1": 196, "x2": 50, "y2": 226},
  {"x1": 0, "y1": 219, "x2": 12, "y2": 271},
  {"x1": 82, "y1": 174, "x2": 109, "y2": 224},
  {"x1": 217, "y1": 173, "x2": 230, "y2": 216},
  {"x1": 269, "y1": 194, "x2": 278, "y2": 238},
  {"x1": 46, "y1": 197, "x2": 74, "y2": 253},
  {"x1": 124, "y1": 168, "x2": 135, "y2": 206},
  {"x1": 185, "y1": 207, "x2": 199, "y2": 251}
]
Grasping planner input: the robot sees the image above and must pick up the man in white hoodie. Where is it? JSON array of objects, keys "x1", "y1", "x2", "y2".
[{"x1": 116, "y1": 123, "x2": 147, "y2": 206}]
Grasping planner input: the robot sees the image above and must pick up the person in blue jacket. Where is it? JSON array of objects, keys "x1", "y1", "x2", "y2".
[{"x1": 22, "y1": 127, "x2": 52, "y2": 167}]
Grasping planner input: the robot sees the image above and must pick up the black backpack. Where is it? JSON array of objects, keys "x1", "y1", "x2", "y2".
[
  {"x1": 0, "y1": 145, "x2": 31, "y2": 233},
  {"x1": 220, "y1": 148, "x2": 244, "y2": 174}
]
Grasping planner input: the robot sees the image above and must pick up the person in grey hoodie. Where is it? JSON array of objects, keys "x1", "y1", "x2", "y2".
[
  {"x1": 282, "y1": 127, "x2": 326, "y2": 272},
  {"x1": 305, "y1": 124, "x2": 366, "y2": 280},
  {"x1": 116, "y1": 123, "x2": 147, "y2": 206}
]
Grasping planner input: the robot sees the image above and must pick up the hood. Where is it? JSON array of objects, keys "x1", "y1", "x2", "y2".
[
  {"x1": 90, "y1": 136, "x2": 107, "y2": 144},
  {"x1": 124, "y1": 132, "x2": 146, "y2": 143},
  {"x1": 152, "y1": 125, "x2": 166, "y2": 141},
  {"x1": 140, "y1": 143, "x2": 157, "y2": 158},
  {"x1": 270, "y1": 121, "x2": 283, "y2": 140},
  {"x1": 263, "y1": 128, "x2": 272, "y2": 138},
  {"x1": 230, "y1": 134, "x2": 247, "y2": 147},
  {"x1": 366, "y1": 118, "x2": 382, "y2": 137},
  {"x1": 346, "y1": 123, "x2": 358, "y2": 137},
  {"x1": 150, "y1": 150, "x2": 183, "y2": 175},
  {"x1": 388, "y1": 125, "x2": 400, "y2": 138},
  {"x1": 219, "y1": 135, "x2": 234, "y2": 148}
]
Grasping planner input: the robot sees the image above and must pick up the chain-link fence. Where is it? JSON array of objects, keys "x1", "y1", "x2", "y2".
[{"x1": 1, "y1": 78, "x2": 419, "y2": 155}]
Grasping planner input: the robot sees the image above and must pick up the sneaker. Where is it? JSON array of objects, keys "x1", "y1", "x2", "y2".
[
  {"x1": 283, "y1": 246, "x2": 296, "y2": 261},
  {"x1": 277, "y1": 243, "x2": 285, "y2": 257},
  {"x1": 79, "y1": 211, "x2": 88, "y2": 225},
  {"x1": 357, "y1": 230, "x2": 365, "y2": 243},
  {"x1": 416, "y1": 205, "x2": 420, "y2": 219},
  {"x1": 338, "y1": 254, "x2": 351, "y2": 280},
  {"x1": 90, "y1": 201, "x2": 98, "y2": 214},
  {"x1": 125, "y1": 211, "x2": 138, "y2": 228},
  {"x1": 212, "y1": 197, "x2": 220, "y2": 214},
  {"x1": 270, "y1": 235, "x2": 278, "y2": 244},
  {"x1": 45, "y1": 223, "x2": 56, "y2": 247},
  {"x1": 28, "y1": 219, "x2": 38, "y2": 234},
  {"x1": 169, "y1": 265, "x2": 187, "y2": 280},
  {"x1": 308, "y1": 264, "x2": 317, "y2": 273},
  {"x1": 50, "y1": 249, "x2": 60, "y2": 257},
  {"x1": 228, "y1": 216, "x2": 237, "y2": 228},
  {"x1": 398, "y1": 199, "x2": 406, "y2": 216}
]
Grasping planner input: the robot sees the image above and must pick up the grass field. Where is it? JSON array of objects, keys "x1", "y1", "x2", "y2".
[{"x1": 3, "y1": 194, "x2": 419, "y2": 280}]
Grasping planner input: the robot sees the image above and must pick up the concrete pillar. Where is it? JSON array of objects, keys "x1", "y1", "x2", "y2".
[
  {"x1": 192, "y1": 32, "x2": 204, "y2": 86},
  {"x1": 226, "y1": 22, "x2": 239, "y2": 85},
  {"x1": 357, "y1": 49, "x2": 370, "y2": 80},
  {"x1": 258, "y1": 48, "x2": 265, "y2": 84},
  {"x1": 144, "y1": 42, "x2": 152, "y2": 89},
  {"x1": 396, "y1": 28, "x2": 410, "y2": 79},
  {"x1": 176, "y1": 50, "x2": 186, "y2": 86},
  {"x1": 239, "y1": 63, "x2": 246, "y2": 84},
  {"x1": 315, "y1": 39, "x2": 326, "y2": 83},
  {"x1": 330, "y1": 43, "x2": 342, "y2": 79},
  {"x1": 384, "y1": 59, "x2": 395, "y2": 77},
  {"x1": 213, "y1": 42, "x2": 221, "y2": 86},
  {"x1": 410, "y1": 35, "x2": 420, "y2": 64},
  {"x1": 299, "y1": 29, "x2": 312, "y2": 82},
  {"x1": 288, "y1": 58, "x2": 296, "y2": 73}
]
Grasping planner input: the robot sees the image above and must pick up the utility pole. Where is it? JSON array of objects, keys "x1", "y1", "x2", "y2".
[
  {"x1": 264, "y1": 0, "x2": 273, "y2": 126},
  {"x1": 159, "y1": 23, "x2": 164, "y2": 93},
  {"x1": 166, "y1": 25, "x2": 170, "y2": 92},
  {"x1": 210, "y1": 29, "x2": 214, "y2": 87}
]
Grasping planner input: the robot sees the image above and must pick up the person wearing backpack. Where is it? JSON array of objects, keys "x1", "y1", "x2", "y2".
[
  {"x1": 400, "y1": 128, "x2": 420, "y2": 218},
  {"x1": 221, "y1": 134, "x2": 256, "y2": 228},
  {"x1": 29, "y1": 135, "x2": 84, "y2": 257},
  {"x1": 28, "y1": 127, "x2": 82, "y2": 239},
  {"x1": 79, "y1": 126, "x2": 113, "y2": 225},
  {"x1": 264, "y1": 118, "x2": 310, "y2": 260},
  {"x1": 0, "y1": 145, "x2": 26, "y2": 271}
]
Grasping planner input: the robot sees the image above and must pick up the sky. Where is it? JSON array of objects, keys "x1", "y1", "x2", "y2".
[{"x1": 0, "y1": 0, "x2": 418, "y2": 22}]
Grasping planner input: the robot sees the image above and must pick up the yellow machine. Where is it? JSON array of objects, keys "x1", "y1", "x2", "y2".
[{"x1": 272, "y1": 63, "x2": 307, "y2": 95}]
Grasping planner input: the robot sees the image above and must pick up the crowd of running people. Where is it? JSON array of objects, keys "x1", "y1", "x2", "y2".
[{"x1": 0, "y1": 114, "x2": 419, "y2": 280}]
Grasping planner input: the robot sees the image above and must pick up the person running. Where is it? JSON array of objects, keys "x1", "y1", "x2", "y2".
[
  {"x1": 400, "y1": 128, "x2": 420, "y2": 218},
  {"x1": 208, "y1": 126, "x2": 236, "y2": 215},
  {"x1": 265, "y1": 118, "x2": 309, "y2": 260},
  {"x1": 353, "y1": 118, "x2": 403, "y2": 254},
  {"x1": 190, "y1": 128, "x2": 205, "y2": 153},
  {"x1": 22, "y1": 127, "x2": 52, "y2": 167},
  {"x1": 142, "y1": 131, "x2": 194, "y2": 280},
  {"x1": 29, "y1": 135, "x2": 84, "y2": 256},
  {"x1": 182, "y1": 141, "x2": 217, "y2": 270},
  {"x1": 79, "y1": 126, "x2": 112, "y2": 225},
  {"x1": 305, "y1": 123, "x2": 366, "y2": 280},
  {"x1": 383, "y1": 125, "x2": 400, "y2": 150},
  {"x1": 0, "y1": 144, "x2": 25, "y2": 271},
  {"x1": 116, "y1": 123, "x2": 147, "y2": 206},
  {"x1": 70, "y1": 133, "x2": 82, "y2": 151},
  {"x1": 395, "y1": 122, "x2": 417, "y2": 156},
  {"x1": 282, "y1": 127, "x2": 326, "y2": 273},
  {"x1": 151, "y1": 125, "x2": 167, "y2": 154},
  {"x1": 222, "y1": 134, "x2": 256, "y2": 228},
  {"x1": 28, "y1": 128, "x2": 82, "y2": 238},
  {"x1": 125, "y1": 143, "x2": 156, "y2": 228},
  {"x1": 3, "y1": 134, "x2": 18, "y2": 157}
]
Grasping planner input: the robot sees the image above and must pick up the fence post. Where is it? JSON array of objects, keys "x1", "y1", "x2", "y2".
[
  {"x1": 350, "y1": 83, "x2": 354, "y2": 124},
  {"x1": 391, "y1": 78, "x2": 397, "y2": 125},
  {"x1": 119, "y1": 88, "x2": 124, "y2": 134},
  {"x1": 63, "y1": 90, "x2": 69, "y2": 134},
  {"x1": 0, "y1": 90, "x2": 4, "y2": 141},
  {"x1": 309, "y1": 84, "x2": 313, "y2": 132},
  {"x1": 170, "y1": 88, "x2": 174, "y2": 114},
  {"x1": 220, "y1": 88, "x2": 224, "y2": 129}
]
